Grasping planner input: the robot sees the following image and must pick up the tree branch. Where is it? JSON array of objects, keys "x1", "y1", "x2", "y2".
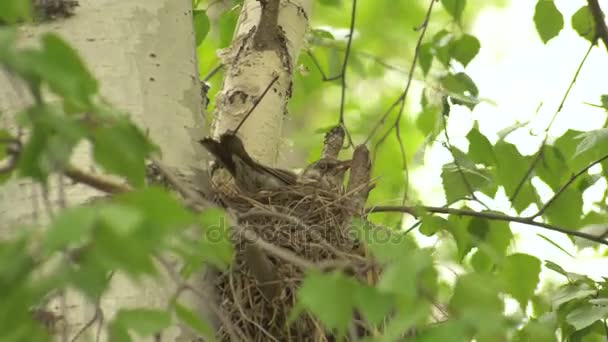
[
  {"x1": 532, "y1": 153, "x2": 608, "y2": 219},
  {"x1": 366, "y1": 205, "x2": 608, "y2": 246},
  {"x1": 587, "y1": 0, "x2": 608, "y2": 53},
  {"x1": 337, "y1": 0, "x2": 358, "y2": 148},
  {"x1": 64, "y1": 165, "x2": 132, "y2": 194}
]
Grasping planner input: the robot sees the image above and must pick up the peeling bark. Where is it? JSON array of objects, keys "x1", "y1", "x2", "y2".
[{"x1": 211, "y1": 0, "x2": 312, "y2": 166}]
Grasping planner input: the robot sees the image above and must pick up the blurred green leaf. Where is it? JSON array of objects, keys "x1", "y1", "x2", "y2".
[
  {"x1": 419, "y1": 43, "x2": 433, "y2": 75},
  {"x1": 0, "y1": 0, "x2": 31, "y2": 24},
  {"x1": 501, "y1": 253, "x2": 541, "y2": 311},
  {"x1": 449, "y1": 273, "x2": 505, "y2": 335},
  {"x1": 298, "y1": 271, "x2": 357, "y2": 336},
  {"x1": 494, "y1": 141, "x2": 537, "y2": 212},
  {"x1": 447, "y1": 214, "x2": 474, "y2": 260},
  {"x1": 441, "y1": 0, "x2": 466, "y2": 22},
  {"x1": 43, "y1": 206, "x2": 97, "y2": 253},
  {"x1": 351, "y1": 218, "x2": 416, "y2": 264},
  {"x1": 571, "y1": 6, "x2": 595, "y2": 42},
  {"x1": 551, "y1": 283, "x2": 596, "y2": 309},
  {"x1": 534, "y1": 0, "x2": 564, "y2": 43},
  {"x1": 472, "y1": 220, "x2": 513, "y2": 272},
  {"x1": 354, "y1": 285, "x2": 394, "y2": 325},
  {"x1": 466, "y1": 126, "x2": 495, "y2": 166},
  {"x1": 193, "y1": 10, "x2": 210, "y2": 47},
  {"x1": 420, "y1": 215, "x2": 448, "y2": 236},
  {"x1": 114, "y1": 308, "x2": 171, "y2": 337},
  {"x1": 174, "y1": 303, "x2": 215, "y2": 340},
  {"x1": 566, "y1": 303, "x2": 608, "y2": 331},
  {"x1": 441, "y1": 72, "x2": 479, "y2": 110},
  {"x1": 513, "y1": 318, "x2": 558, "y2": 342},
  {"x1": 543, "y1": 187, "x2": 583, "y2": 228},
  {"x1": 441, "y1": 161, "x2": 492, "y2": 203},
  {"x1": 536, "y1": 146, "x2": 569, "y2": 191},
  {"x1": 92, "y1": 117, "x2": 155, "y2": 187},
  {"x1": 450, "y1": 34, "x2": 480, "y2": 67},
  {"x1": 573, "y1": 128, "x2": 608, "y2": 160}
]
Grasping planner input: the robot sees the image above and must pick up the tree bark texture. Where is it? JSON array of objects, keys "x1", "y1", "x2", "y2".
[
  {"x1": 0, "y1": 0, "x2": 209, "y2": 340},
  {"x1": 211, "y1": 0, "x2": 312, "y2": 165}
]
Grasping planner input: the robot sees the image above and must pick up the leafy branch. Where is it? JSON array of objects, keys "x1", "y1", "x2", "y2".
[{"x1": 367, "y1": 205, "x2": 608, "y2": 246}]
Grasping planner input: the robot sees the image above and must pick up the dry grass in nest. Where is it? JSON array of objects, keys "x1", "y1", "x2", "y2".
[{"x1": 214, "y1": 184, "x2": 374, "y2": 342}]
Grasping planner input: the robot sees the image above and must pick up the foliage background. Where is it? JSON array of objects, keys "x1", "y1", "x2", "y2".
[{"x1": 1, "y1": 0, "x2": 608, "y2": 340}]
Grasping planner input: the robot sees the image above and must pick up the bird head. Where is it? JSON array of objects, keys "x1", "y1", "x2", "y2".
[{"x1": 301, "y1": 158, "x2": 351, "y2": 180}]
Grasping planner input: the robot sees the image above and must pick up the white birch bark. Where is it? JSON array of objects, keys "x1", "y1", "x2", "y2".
[
  {"x1": 211, "y1": 0, "x2": 312, "y2": 165},
  {"x1": 0, "y1": 0, "x2": 209, "y2": 340}
]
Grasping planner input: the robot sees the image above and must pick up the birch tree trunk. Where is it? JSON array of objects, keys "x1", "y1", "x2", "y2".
[
  {"x1": 0, "y1": 0, "x2": 208, "y2": 340},
  {"x1": 211, "y1": 0, "x2": 312, "y2": 165}
]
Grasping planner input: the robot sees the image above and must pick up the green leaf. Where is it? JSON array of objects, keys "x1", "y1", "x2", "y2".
[
  {"x1": 449, "y1": 273, "x2": 505, "y2": 335},
  {"x1": 412, "y1": 321, "x2": 467, "y2": 342},
  {"x1": 350, "y1": 218, "x2": 416, "y2": 264},
  {"x1": 450, "y1": 34, "x2": 480, "y2": 67},
  {"x1": 43, "y1": 206, "x2": 98, "y2": 253},
  {"x1": 117, "y1": 187, "x2": 196, "y2": 232},
  {"x1": 193, "y1": 10, "x2": 210, "y2": 47},
  {"x1": 566, "y1": 303, "x2": 608, "y2": 331},
  {"x1": 472, "y1": 220, "x2": 513, "y2": 272},
  {"x1": 198, "y1": 208, "x2": 233, "y2": 269},
  {"x1": 354, "y1": 285, "x2": 394, "y2": 325},
  {"x1": 551, "y1": 283, "x2": 596, "y2": 309},
  {"x1": 34, "y1": 34, "x2": 98, "y2": 111},
  {"x1": 536, "y1": 146, "x2": 569, "y2": 191},
  {"x1": 494, "y1": 141, "x2": 537, "y2": 212},
  {"x1": 419, "y1": 43, "x2": 433, "y2": 76},
  {"x1": 174, "y1": 303, "x2": 214, "y2": 339},
  {"x1": 543, "y1": 187, "x2": 583, "y2": 228},
  {"x1": 432, "y1": 30, "x2": 453, "y2": 67},
  {"x1": 601, "y1": 94, "x2": 608, "y2": 109},
  {"x1": 573, "y1": 128, "x2": 608, "y2": 160},
  {"x1": 378, "y1": 249, "x2": 435, "y2": 301},
  {"x1": 441, "y1": 162, "x2": 492, "y2": 203},
  {"x1": 441, "y1": 0, "x2": 466, "y2": 22},
  {"x1": 99, "y1": 204, "x2": 143, "y2": 236},
  {"x1": 447, "y1": 215, "x2": 474, "y2": 260},
  {"x1": 298, "y1": 271, "x2": 357, "y2": 335},
  {"x1": 0, "y1": 0, "x2": 31, "y2": 24},
  {"x1": 420, "y1": 215, "x2": 448, "y2": 236},
  {"x1": 92, "y1": 117, "x2": 155, "y2": 187},
  {"x1": 534, "y1": 0, "x2": 564, "y2": 43},
  {"x1": 114, "y1": 309, "x2": 171, "y2": 337},
  {"x1": 441, "y1": 72, "x2": 479, "y2": 110},
  {"x1": 514, "y1": 319, "x2": 558, "y2": 342},
  {"x1": 466, "y1": 126, "x2": 495, "y2": 166},
  {"x1": 500, "y1": 253, "x2": 541, "y2": 311},
  {"x1": 571, "y1": 6, "x2": 596, "y2": 42}
]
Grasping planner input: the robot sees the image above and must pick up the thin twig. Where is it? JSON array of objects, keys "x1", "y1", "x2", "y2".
[
  {"x1": 306, "y1": 50, "x2": 342, "y2": 81},
  {"x1": 64, "y1": 165, "x2": 132, "y2": 194},
  {"x1": 337, "y1": 0, "x2": 358, "y2": 148},
  {"x1": 233, "y1": 75, "x2": 279, "y2": 134},
  {"x1": 510, "y1": 43, "x2": 593, "y2": 204},
  {"x1": 532, "y1": 153, "x2": 608, "y2": 219},
  {"x1": 365, "y1": 0, "x2": 436, "y2": 146},
  {"x1": 366, "y1": 205, "x2": 608, "y2": 246},
  {"x1": 203, "y1": 64, "x2": 224, "y2": 83},
  {"x1": 587, "y1": 0, "x2": 608, "y2": 53}
]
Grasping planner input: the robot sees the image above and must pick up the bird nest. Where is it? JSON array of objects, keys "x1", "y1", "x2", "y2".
[{"x1": 214, "y1": 184, "x2": 375, "y2": 342}]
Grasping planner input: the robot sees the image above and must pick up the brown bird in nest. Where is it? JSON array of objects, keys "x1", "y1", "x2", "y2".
[{"x1": 200, "y1": 132, "x2": 351, "y2": 193}]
